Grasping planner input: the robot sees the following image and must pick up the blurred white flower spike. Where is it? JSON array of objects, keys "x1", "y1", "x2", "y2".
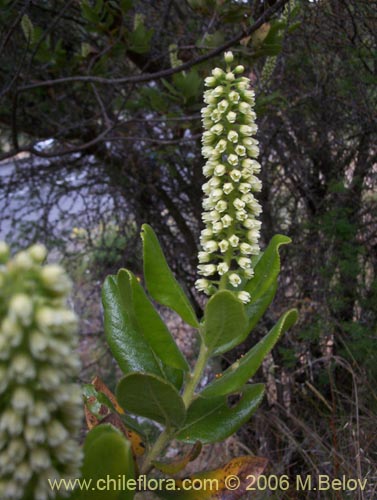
[
  {"x1": 195, "y1": 52, "x2": 262, "y2": 304},
  {"x1": 0, "y1": 243, "x2": 83, "y2": 500}
]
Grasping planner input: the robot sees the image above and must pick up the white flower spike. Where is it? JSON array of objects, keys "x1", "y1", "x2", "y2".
[
  {"x1": 196, "y1": 52, "x2": 262, "y2": 302},
  {"x1": 0, "y1": 244, "x2": 83, "y2": 500}
]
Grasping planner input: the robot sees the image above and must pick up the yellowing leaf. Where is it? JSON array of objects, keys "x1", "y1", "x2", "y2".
[
  {"x1": 153, "y1": 441, "x2": 202, "y2": 474},
  {"x1": 157, "y1": 455, "x2": 268, "y2": 499},
  {"x1": 92, "y1": 375, "x2": 125, "y2": 415},
  {"x1": 251, "y1": 23, "x2": 271, "y2": 47},
  {"x1": 84, "y1": 377, "x2": 145, "y2": 457}
]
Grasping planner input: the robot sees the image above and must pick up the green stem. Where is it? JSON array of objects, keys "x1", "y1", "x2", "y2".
[
  {"x1": 141, "y1": 337, "x2": 209, "y2": 474},
  {"x1": 182, "y1": 339, "x2": 209, "y2": 407},
  {"x1": 140, "y1": 428, "x2": 171, "y2": 474}
]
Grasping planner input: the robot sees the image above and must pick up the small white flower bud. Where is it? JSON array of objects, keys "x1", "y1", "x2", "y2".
[
  {"x1": 9, "y1": 293, "x2": 33, "y2": 326},
  {"x1": 229, "y1": 235, "x2": 240, "y2": 247},
  {"x1": 215, "y1": 139, "x2": 227, "y2": 153},
  {"x1": 212, "y1": 67, "x2": 224, "y2": 78},
  {"x1": 0, "y1": 409, "x2": 23, "y2": 436},
  {"x1": 208, "y1": 210, "x2": 220, "y2": 222},
  {"x1": 202, "y1": 131, "x2": 214, "y2": 146},
  {"x1": 242, "y1": 137, "x2": 254, "y2": 148},
  {"x1": 211, "y1": 109, "x2": 222, "y2": 122},
  {"x1": 227, "y1": 154, "x2": 239, "y2": 167},
  {"x1": 238, "y1": 257, "x2": 252, "y2": 269},
  {"x1": 202, "y1": 146, "x2": 214, "y2": 158},
  {"x1": 27, "y1": 401, "x2": 50, "y2": 426},
  {"x1": 217, "y1": 99, "x2": 229, "y2": 113},
  {"x1": 223, "y1": 182, "x2": 234, "y2": 195},
  {"x1": 247, "y1": 229, "x2": 260, "y2": 242},
  {"x1": 214, "y1": 164, "x2": 226, "y2": 176},
  {"x1": 227, "y1": 130, "x2": 238, "y2": 143},
  {"x1": 215, "y1": 200, "x2": 227, "y2": 213},
  {"x1": 28, "y1": 244, "x2": 47, "y2": 263},
  {"x1": 238, "y1": 291, "x2": 251, "y2": 304},
  {"x1": 12, "y1": 387, "x2": 33, "y2": 412},
  {"x1": 234, "y1": 65, "x2": 245, "y2": 74},
  {"x1": 250, "y1": 177, "x2": 262, "y2": 191},
  {"x1": 201, "y1": 105, "x2": 212, "y2": 117},
  {"x1": 212, "y1": 221, "x2": 223, "y2": 233},
  {"x1": 14, "y1": 462, "x2": 33, "y2": 483},
  {"x1": 212, "y1": 85, "x2": 224, "y2": 97},
  {"x1": 204, "y1": 93, "x2": 217, "y2": 105},
  {"x1": 210, "y1": 188, "x2": 223, "y2": 201},
  {"x1": 203, "y1": 240, "x2": 218, "y2": 253},
  {"x1": 218, "y1": 240, "x2": 229, "y2": 253},
  {"x1": 233, "y1": 198, "x2": 246, "y2": 210},
  {"x1": 211, "y1": 123, "x2": 224, "y2": 136},
  {"x1": 202, "y1": 182, "x2": 211, "y2": 195},
  {"x1": 229, "y1": 273, "x2": 242, "y2": 287},
  {"x1": 247, "y1": 145, "x2": 260, "y2": 158},
  {"x1": 224, "y1": 51, "x2": 234, "y2": 63},
  {"x1": 204, "y1": 76, "x2": 217, "y2": 87},
  {"x1": 241, "y1": 193, "x2": 254, "y2": 205},
  {"x1": 198, "y1": 252, "x2": 211, "y2": 263},
  {"x1": 31, "y1": 448, "x2": 51, "y2": 471},
  {"x1": 195, "y1": 279, "x2": 210, "y2": 292},
  {"x1": 240, "y1": 242, "x2": 253, "y2": 254},
  {"x1": 228, "y1": 91, "x2": 240, "y2": 103},
  {"x1": 230, "y1": 169, "x2": 242, "y2": 182},
  {"x1": 209, "y1": 177, "x2": 222, "y2": 188},
  {"x1": 203, "y1": 163, "x2": 214, "y2": 177},
  {"x1": 239, "y1": 102, "x2": 250, "y2": 114},
  {"x1": 225, "y1": 72, "x2": 235, "y2": 81},
  {"x1": 221, "y1": 215, "x2": 233, "y2": 228},
  {"x1": 235, "y1": 210, "x2": 248, "y2": 221},
  {"x1": 240, "y1": 125, "x2": 253, "y2": 136},
  {"x1": 226, "y1": 111, "x2": 237, "y2": 123},
  {"x1": 217, "y1": 262, "x2": 229, "y2": 275},
  {"x1": 11, "y1": 353, "x2": 35, "y2": 381},
  {"x1": 46, "y1": 420, "x2": 68, "y2": 447},
  {"x1": 38, "y1": 368, "x2": 60, "y2": 390},
  {"x1": 235, "y1": 145, "x2": 246, "y2": 156},
  {"x1": 202, "y1": 198, "x2": 215, "y2": 211},
  {"x1": 239, "y1": 182, "x2": 251, "y2": 194},
  {"x1": 198, "y1": 264, "x2": 217, "y2": 277},
  {"x1": 244, "y1": 268, "x2": 255, "y2": 279},
  {"x1": 24, "y1": 425, "x2": 45, "y2": 445},
  {"x1": 242, "y1": 217, "x2": 256, "y2": 229},
  {"x1": 237, "y1": 81, "x2": 248, "y2": 91},
  {"x1": 12, "y1": 251, "x2": 33, "y2": 270}
]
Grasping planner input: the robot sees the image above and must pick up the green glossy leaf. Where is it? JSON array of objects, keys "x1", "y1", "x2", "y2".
[
  {"x1": 117, "y1": 373, "x2": 186, "y2": 428},
  {"x1": 201, "y1": 309, "x2": 298, "y2": 398},
  {"x1": 127, "y1": 270, "x2": 189, "y2": 371},
  {"x1": 247, "y1": 280, "x2": 278, "y2": 332},
  {"x1": 102, "y1": 274, "x2": 165, "y2": 378},
  {"x1": 141, "y1": 224, "x2": 199, "y2": 327},
  {"x1": 176, "y1": 384, "x2": 265, "y2": 443},
  {"x1": 173, "y1": 69, "x2": 202, "y2": 103},
  {"x1": 203, "y1": 290, "x2": 248, "y2": 356},
  {"x1": 74, "y1": 425, "x2": 135, "y2": 500},
  {"x1": 245, "y1": 234, "x2": 291, "y2": 328},
  {"x1": 129, "y1": 23, "x2": 153, "y2": 54}
]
